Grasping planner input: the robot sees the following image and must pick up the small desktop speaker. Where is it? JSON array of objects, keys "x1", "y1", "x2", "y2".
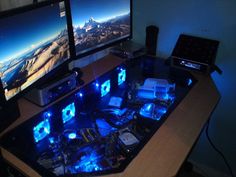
[{"x1": 146, "y1": 25, "x2": 159, "y2": 56}]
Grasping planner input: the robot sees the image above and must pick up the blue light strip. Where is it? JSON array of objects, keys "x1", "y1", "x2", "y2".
[
  {"x1": 33, "y1": 119, "x2": 50, "y2": 143},
  {"x1": 62, "y1": 102, "x2": 76, "y2": 124},
  {"x1": 43, "y1": 111, "x2": 52, "y2": 119},
  {"x1": 101, "y1": 80, "x2": 111, "y2": 97}
]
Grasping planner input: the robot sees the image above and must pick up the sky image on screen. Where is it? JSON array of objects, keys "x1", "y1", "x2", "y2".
[
  {"x1": 70, "y1": 0, "x2": 131, "y2": 55},
  {"x1": 0, "y1": 2, "x2": 70, "y2": 101}
]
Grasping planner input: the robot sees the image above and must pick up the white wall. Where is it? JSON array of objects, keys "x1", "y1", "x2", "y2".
[{"x1": 133, "y1": 0, "x2": 236, "y2": 176}]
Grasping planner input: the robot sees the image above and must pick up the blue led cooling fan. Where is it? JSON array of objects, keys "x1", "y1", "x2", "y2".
[
  {"x1": 101, "y1": 80, "x2": 110, "y2": 97},
  {"x1": 118, "y1": 69, "x2": 126, "y2": 85},
  {"x1": 77, "y1": 92, "x2": 83, "y2": 98},
  {"x1": 62, "y1": 102, "x2": 76, "y2": 124},
  {"x1": 33, "y1": 119, "x2": 50, "y2": 143}
]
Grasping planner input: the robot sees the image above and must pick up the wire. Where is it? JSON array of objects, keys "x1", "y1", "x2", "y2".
[{"x1": 205, "y1": 118, "x2": 235, "y2": 177}]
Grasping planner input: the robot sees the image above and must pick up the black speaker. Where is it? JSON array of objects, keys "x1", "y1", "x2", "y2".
[
  {"x1": 145, "y1": 25, "x2": 159, "y2": 56},
  {"x1": 0, "y1": 100, "x2": 20, "y2": 133}
]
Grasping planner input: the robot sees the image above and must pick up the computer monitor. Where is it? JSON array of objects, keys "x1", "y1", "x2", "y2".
[
  {"x1": 70, "y1": 0, "x2": 132, "y2": 56},
  {"x1": 0, "y1": 1, "x2": 70, "y2": 101}
]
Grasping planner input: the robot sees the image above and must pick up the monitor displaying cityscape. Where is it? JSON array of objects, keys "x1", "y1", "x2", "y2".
[
  {"x1": 70, "y1": 0, "x2": 131, "y2": 55},
  {"x1": 0, "y1": 1, "x2": 70, "y2": 100}
]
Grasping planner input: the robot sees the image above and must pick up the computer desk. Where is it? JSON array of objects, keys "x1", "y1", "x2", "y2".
[{"x1": 0, "y1": 55, "x2": 220, "y2": 177}]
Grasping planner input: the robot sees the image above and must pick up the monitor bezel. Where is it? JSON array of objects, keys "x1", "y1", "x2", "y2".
[
  {"x1": 0, "y1": 0, "x2": 73, "y2": 103},
  {"x1": 66, "y1": 0, "x2": 133, "y2": 59},
  {"x1": 0, "y1": 0, "x2": 133, "y2": 104}
]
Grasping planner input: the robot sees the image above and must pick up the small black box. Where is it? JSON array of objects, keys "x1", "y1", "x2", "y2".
[{"x1": 171, "y1": 34, "x2": 219, "y2": 74}]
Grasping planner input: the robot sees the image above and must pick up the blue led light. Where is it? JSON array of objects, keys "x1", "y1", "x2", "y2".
[
  {"x1": 188, "y1": 78, "x2": 193, "y2": 86},
  {"x1": 68, "y1": 133, "x2": 77, "y2": 139},
  {"x1": 49, "y1": 137, "x2": 55, "y2": 144},
  {"x1": 77, "y1": 92, "x2": 83, "y2": 98},
  {"x1": 62, "y1": 102, "x2": 76, "y2": 124},
  {"x1": 43, "y1": 111, "x2": 52, "y2": 119},
  {"x1": 33, "y1": 119, "x2": 50, "y2": 143},
  {"x1": 163, "y1": 93, "x2": 169, "y2": 100},
  {"x1": 101, "y1": 80, "x2": 110, "y2": 97},
  {"x1": 118, "y1": 69, "x2": 126, "y2": 85},
  {"x1": 92, "y1": 81, "x2": 100, "y2": 91}
]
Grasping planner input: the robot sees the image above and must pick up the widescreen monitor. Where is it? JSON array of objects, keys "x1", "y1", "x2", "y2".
[
  {"x1": 0, "y1": 1, "x2": 70, "y2": 101},
  {"x1": 70, "y1": 0, "x2": 131, "y2": 56}
]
